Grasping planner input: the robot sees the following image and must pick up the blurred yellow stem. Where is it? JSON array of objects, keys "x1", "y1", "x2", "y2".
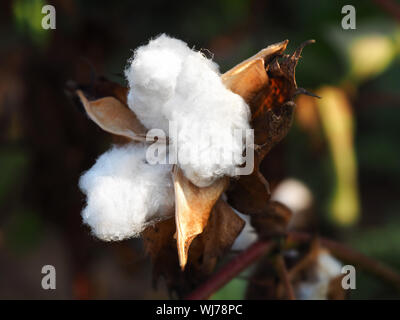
[{"x1": 316, "y1": 86, "x2": 360, "y2": 226}]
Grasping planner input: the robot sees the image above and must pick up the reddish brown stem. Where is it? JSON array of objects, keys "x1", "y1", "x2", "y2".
[
  {"x1": 185, "y1": 231, "x2": 400, "y2": 300},
  {"x1": 287, "y1": 231, "x2": 400, "y2": 290},
  {"x1": 275, "y1": 254, "x2": 296, "y2": 300},
  {"x1": 185, "y1": 240, "x2": 276, "y2": 300},
  {"x1": 372, "y1": 0, "x2": 400, "y2": 22}
]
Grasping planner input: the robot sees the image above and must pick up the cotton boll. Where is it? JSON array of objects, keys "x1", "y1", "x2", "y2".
[
  {"x1": 126, "y1": 34, "x2": 251, "y2": 187},
  {"x1": 272, "y1": 178, "x2": 314, "y2": 230},
  {"x1": 125, "y1": 34, "x2": 192, "y2": 132},
  {"x1": 167, "y1": 51, "x2": 250, "y2": 186},
  {"x1": 295, "y1": 250, "x2": 343, "y2": 300},
  {"x1": 79, "y1": 144, "x2": 174, "y2": 241},
  {"x1": 272, "y1": 178, "x2": 313, "y2": 214}
]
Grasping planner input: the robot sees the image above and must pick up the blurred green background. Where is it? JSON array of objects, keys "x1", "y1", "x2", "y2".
[{"x1": 0, "y1": 0, "x2": 399, "y2": 299}]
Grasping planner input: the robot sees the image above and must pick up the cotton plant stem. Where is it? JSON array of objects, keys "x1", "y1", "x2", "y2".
[
  {"x1": 185, "y1": 240, "x2": 276, "y2": 300},
  {"x1": 372, "y1": 0, "x2": 400, "y2": 22},
  {"x1": 185, "y1": 232, "x2": 400, "y2": 300},
  {"x1": 275, "y1": 254, "x2": 296, "y2": 300},
  {"x1": 287, "y1": 231, "x2": 400, "y2": 291}
]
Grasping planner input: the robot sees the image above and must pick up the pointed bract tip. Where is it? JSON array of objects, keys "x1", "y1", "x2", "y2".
[{"x1": 295, "y1": 87, "x2": 321, "y2": 99}]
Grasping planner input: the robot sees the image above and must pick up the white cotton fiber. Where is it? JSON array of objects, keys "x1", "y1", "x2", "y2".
[
  {"x1": 231, "y1": 208, "x2": 257, "y2": 251},
  {"x1": 272, "y1": 179, "x2": 313, "y2": 215},
  {"x1": 295, "y1": 250, "x2": 343, "y2": 300},
  {"x1": 125, "y1": 34, "x2": 250, "y2": 187},
  {"x1": 79, "y1": 144, "x2": 174, "y2": 241},
  {"x1": 125, "y1": 34, "x2": 193, "y2": 132}
]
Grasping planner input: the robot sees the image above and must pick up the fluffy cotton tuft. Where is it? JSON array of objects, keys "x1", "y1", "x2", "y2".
[
  {"x1": 125, "y1": 34, "x2": 250, "y2": 187},
  {"x1": 125, "y1": 34, "x2": 191, "y2": 132},
  {"x1": 79, "y1": 144, "x2": 174, "y2": 241}
]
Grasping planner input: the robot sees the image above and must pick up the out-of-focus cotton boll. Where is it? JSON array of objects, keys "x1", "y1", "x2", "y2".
[
  {"x1": 79, "y1": 144, "x2": 174, "y2": 241},
  {"x1": 272, "y1": 178, "x2": 313, "y2": 214},
  {"x1": 272, "y1": 178, "x2": 314, "y2": 230},
  {"x1": 125, "y1": 34, "x2": 250, "y2": 187},
  {"x1": 295, "y1": 250, "x2": 343, "y2": 300}
]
